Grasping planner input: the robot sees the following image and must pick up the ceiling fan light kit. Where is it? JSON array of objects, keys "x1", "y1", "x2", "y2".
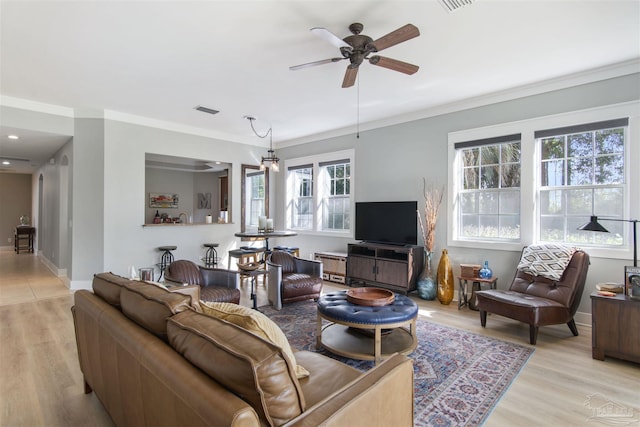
[{"x1": 290, "y1": 22, "x2": 421, "y2": 88}]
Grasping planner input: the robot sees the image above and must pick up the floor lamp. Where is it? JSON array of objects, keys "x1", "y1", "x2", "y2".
[{"x1": 578, "y1": 216, "x2": 639, "y2": 299}]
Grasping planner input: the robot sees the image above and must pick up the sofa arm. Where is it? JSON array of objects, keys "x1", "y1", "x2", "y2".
[
  {"x1": 266, "y1": 260, "x2": 284, "y2": 310},
  {"x1": 283, "y1": 353, "x2": 414, "y2": 427},
  {"x1": 293, "y1": 258, "x2": 323, "y2": 279},
  {"x1": 200, "y1": 268, "x2": 240, "y2": 290}
]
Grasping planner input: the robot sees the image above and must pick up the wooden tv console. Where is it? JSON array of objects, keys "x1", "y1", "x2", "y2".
[{"x1": 346, "y1": 243, "x2": 423, "y2": 295}]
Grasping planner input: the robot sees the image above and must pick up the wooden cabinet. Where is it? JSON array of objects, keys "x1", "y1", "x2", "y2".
[
  {"x1": 346, "y1": 243, "x2": 423, "y2": 294},
  {"x1": 591, "y1": 292, "x2": 640, "y2": 364},
  {"x1": 314, "y1": 252, "x2": 348, "y2": 284}
]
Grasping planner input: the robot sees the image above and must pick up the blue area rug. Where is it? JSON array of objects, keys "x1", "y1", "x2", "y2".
[{"x1": 261, "y1": 300, "x2": 534, "y2": 426}]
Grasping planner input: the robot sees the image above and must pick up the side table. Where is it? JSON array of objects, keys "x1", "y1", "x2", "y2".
[
  {"x1": 458, "y1": 276, "x2": 498, "y2": 310},
  {"x1": 591, "y1": 292, "x2": 640, "y2": 363}
]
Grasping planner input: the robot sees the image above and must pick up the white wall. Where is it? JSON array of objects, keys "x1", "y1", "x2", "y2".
[{"x1": 101, "y1": 120, "x2": 268, "y2": 281}]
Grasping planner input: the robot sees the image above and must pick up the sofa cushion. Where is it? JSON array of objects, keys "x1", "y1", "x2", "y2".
[
  {"x1": 167, "y1": 309, "x2": 305, "y2": 427},
  {"x1": 92, "y1": 272, "x2": 133, "y2": 307},
  {"x1": 201, "y1": 302, "x2": 310, "y2": 379},
  {"x1": 120, "y1": 281, "x2": 192, "y2": 340}
]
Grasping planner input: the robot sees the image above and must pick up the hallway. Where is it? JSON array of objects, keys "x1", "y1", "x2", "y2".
[{"x1": 0, "y1": 249, "x2": 71, "y2": 306}]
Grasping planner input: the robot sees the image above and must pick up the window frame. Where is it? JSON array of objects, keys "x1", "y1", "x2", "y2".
[
  {"x1": 285, "y1": 149, "x2": 355, "y2": 237},
  {"x1": 447, "y1": 101, "x2": 639, "y2": 262}
]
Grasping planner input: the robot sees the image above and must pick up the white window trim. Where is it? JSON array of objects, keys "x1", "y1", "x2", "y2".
[
  {"x1": 284, "y1": 149, "x2": 355, "y2": 238},
  {"x1": 447, "y1": 101, "x2": 639, "y2": 262}
]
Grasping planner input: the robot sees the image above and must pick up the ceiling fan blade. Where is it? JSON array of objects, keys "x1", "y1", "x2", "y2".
[
  {"x1": 289, "y1": 57, "x2": 344, "y2": 71},
  {"x1": 369, "y1": 24, "x2": 419, "y2": 52},
  {"x1": 342, "y1": 66, "x2": 359, "y2": 88},
  {"x1": 369, "y1": 56, "x2": 419, "y2": 75},
  {"x1": 310, "y1": 27, "x2": 351, "y2": 49}
]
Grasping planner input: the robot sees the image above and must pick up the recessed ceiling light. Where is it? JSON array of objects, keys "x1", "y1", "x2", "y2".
[
  {"x1": 2, "y1": 160, "x2": 11, "y2": 165},
  {"x1": 8, "y1": 135, "x2": 19, "y2": 140}
]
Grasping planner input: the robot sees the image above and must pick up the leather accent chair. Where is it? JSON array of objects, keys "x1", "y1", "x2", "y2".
[
  {"x1": 164, "y1": 260, "x2": 241, "y2": 304},
  {"x1": 475, "y1": 249, "x2": 589, "y2": 345},
  {"x1": 266, "y1": 251, "x2": 323, "y2": 310}
]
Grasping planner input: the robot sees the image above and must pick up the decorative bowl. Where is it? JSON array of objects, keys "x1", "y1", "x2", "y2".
[{"x1": 346, "y1": 287, "x2": 395, "y2": 306}]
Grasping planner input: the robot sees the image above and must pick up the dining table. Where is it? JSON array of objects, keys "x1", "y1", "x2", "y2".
[{"x1": 234, "y1": 230, "x2": 297, "y2": 252}]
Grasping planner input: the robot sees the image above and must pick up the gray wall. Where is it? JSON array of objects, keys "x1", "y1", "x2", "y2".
[
  {"x1": 1, "y1": 72, "x2": 638, "y2": 320},
  {"x1": 274, "y1": 72, "x2": 640, "y2": 320}
]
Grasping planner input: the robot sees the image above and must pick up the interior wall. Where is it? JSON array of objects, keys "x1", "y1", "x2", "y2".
[
  {"x1": 275, "y1": 72, "x2": 640, "y2": 318},
  {"x1": 102, "y1": 119, "x2": 266, "y2": 282},
  {"x1": 0, "y1": 173, "x2": 32, "y2": 247}
]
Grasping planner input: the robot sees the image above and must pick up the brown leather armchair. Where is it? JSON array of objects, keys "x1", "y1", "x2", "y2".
[
  {"x1": 266, "y1": 251, "x2": 323, "y2": 310},
  {"x1": 475, "y1": 248, "x2": 589, "y2": 345},
  {"x1": 164, "y1": 260, "x2": 241, "y2": 304}
]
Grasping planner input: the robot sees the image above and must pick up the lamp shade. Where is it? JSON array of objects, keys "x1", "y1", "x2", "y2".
[{"x1": 578, "y1": 216, "x2": 609, "y2": 233}]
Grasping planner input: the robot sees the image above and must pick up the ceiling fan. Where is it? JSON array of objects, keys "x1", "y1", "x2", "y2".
[{"x1": 290, "y1": 22, "x2": 420, "y2": 88}]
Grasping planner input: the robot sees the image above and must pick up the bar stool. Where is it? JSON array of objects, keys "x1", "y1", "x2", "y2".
[
  {"x1": 157, "y1": 245, "x2": 177, "y2": 280},
  {"x1": 273, "y1": 246, "x2": 300, "y2": 257},
  {"x1": 229, "y1": 247, "x2": 266, "y2": 288},
  {"x1": 203, "y1": 243, "x2": 219, "y2": 268}
]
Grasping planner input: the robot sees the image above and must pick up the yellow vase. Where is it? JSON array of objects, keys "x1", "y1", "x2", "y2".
[{"x1": 437, "y1": 249, "x2": 454, "y2": 305}]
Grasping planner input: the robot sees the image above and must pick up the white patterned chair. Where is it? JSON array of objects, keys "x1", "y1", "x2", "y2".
[{"x1": 475, "y1": 245, "x2": 590, "y2": 345}]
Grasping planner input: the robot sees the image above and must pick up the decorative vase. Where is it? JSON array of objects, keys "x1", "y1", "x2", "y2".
[
  {"x1": 416, "y1": 251, "x2": 437, "y2": 300},
  {"x1": 479, "y1": 260, "x2": 493, "y2": 279},
  {"x1": 437, "y1": 249, "x2": 454, "y2": 305}
]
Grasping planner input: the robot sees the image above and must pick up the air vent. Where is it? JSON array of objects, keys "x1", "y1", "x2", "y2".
[
  {"x1": 195, "y1": 105, "x2": 220, "y2": 115},
  {"x1": 439, "y1": 0, "x2": 474, "y2": 12}
]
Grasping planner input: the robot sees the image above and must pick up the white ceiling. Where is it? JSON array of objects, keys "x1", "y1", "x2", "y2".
[{"x1": 1, "y1": 0, "x2": 639, "y2": 174}]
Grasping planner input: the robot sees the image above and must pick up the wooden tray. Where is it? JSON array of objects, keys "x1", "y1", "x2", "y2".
[{"x1": 346, "y1": 287, "x2": 395, "y2": 306}]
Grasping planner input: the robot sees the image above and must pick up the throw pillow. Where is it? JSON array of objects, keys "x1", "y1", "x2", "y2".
[
  {"x1": 201, "y1": 302, "x2": 310, "y2": 379},
  {"x1": 517, "y1": 244, "x2": 577, "y2": 281}
]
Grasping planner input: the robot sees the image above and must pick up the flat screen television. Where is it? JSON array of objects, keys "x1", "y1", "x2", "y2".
[{"x1": 355, "y1": 201, "x2": 418, "y2": 246}]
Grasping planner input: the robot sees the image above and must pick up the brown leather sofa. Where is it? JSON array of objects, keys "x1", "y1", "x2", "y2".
[
  {"x1": 164, "y1": 259, "x2": 241, "y2": 304},
  {"x1": 475, "y1": 249, "x2": 589, "y2": 345},
  {"x1": 72, "y1": 273, "x2": 414, "y2": 427},
  {"x1": 266, "y1": 251, "x2": 323, "y2": 310}
]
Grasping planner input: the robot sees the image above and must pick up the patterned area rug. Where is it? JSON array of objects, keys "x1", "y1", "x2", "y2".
[{"x1": 260, "y1": 301, "x2": 534, "y2": 427}]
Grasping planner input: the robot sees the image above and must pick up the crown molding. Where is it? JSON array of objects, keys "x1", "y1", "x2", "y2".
[{"x1": 278, "y1": 59, "x2": 640, "y2": 148}]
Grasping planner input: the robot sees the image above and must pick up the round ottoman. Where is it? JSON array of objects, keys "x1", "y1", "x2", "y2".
[{"x1": 316, "y1": 290, "x2": 418, "y2": 365}]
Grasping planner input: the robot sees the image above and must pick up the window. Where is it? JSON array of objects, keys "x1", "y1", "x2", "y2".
[
  {"x1": 537, "y1": 119, "x2": 627, "y2": 247},
  {"x1": 289, "y1": 165, "x2": 313, "y2": 229},
  {"x1": 247, "y1": 171, "x2": 265, "y2": 228},
  {"x1": 448, "y1": 102, "x2": 637, "y2": 260},
  {"x1": 286, "y1": 150, "x2": 354, "y2": 235},
  {"x1": 456, "y1": 135, "x2": 521, "y2": 241},
  {"x1": 320, "y1": 161, "x2": 351, "y2": 231}
]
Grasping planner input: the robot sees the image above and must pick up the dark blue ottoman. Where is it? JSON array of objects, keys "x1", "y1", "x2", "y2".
[{"x1": 317, "y1": 290, "x2": 418, "y2": 365}]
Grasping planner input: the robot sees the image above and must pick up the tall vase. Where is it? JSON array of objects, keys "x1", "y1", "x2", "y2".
[
  {"x1": 416, "y1": 251, "x2": 436, "y2": 300},
  {"x1": 437, "y1": 249, "x2": 454, "y2": 305}
]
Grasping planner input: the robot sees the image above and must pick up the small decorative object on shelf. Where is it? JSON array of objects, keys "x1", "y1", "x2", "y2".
[
  {"x1": 258, "y1": 216, "x2": 267, "y2": 232},
  {"x1": 19, "y1": 215, "x2": 30, "y2": 226},
  {"x1": 437, "y1": 249, "x2": 454, "y2": 305},
  {"x1": 479, "y1": 261, "x2": 493, "y2": 279}
]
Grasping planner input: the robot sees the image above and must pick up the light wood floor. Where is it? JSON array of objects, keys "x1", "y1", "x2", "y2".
[{"x1": 1, "y1": 249, "x2": 638, "y2": 427}]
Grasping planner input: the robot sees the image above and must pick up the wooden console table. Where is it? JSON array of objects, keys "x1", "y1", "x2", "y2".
[{"x1": 591, "y1": 292, "x2": 640, "y2": 363}]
